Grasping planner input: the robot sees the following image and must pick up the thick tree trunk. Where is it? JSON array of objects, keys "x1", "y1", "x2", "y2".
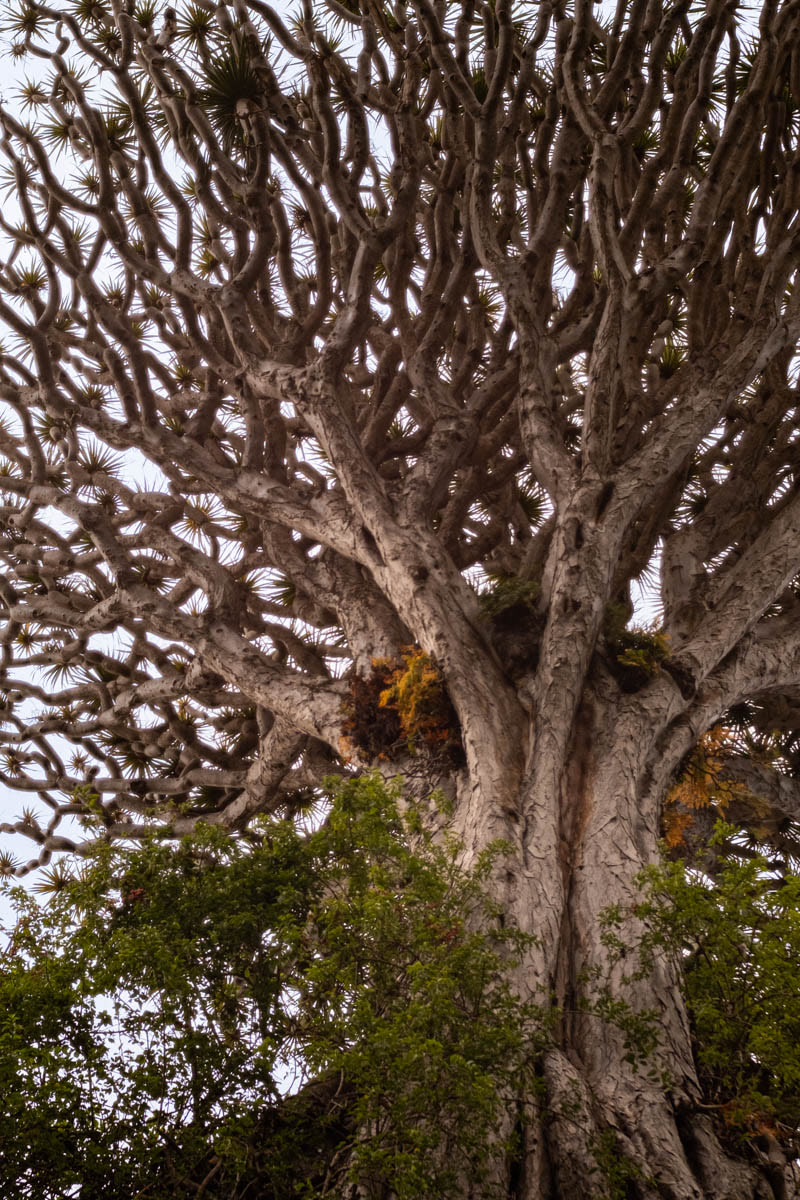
[{"x1": 450, "y1": 692, "x2": 791, "y2": 1200}]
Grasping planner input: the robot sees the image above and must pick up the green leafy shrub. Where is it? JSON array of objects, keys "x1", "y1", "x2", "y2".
[
  {"x1": 634, "y1": 832, "x2": 800, "y2": 1148},
  {"x1": 0, "y1": 775, "x2": 542, "y2": 1199}
]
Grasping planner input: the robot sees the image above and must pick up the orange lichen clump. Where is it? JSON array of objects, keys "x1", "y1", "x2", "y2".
[
  {"x1": 340, "y1": 659, "x2": 405, "y2": 761},
  {"x1": 378, "y1": 647, "x2": 455, "y2": 752},
  {"x1": 340, "y1": 647, "x2": 462, "y2": 763}
]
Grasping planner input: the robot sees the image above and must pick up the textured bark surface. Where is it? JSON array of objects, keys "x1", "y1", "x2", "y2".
[
  {"x1": 1, "y1": 0, "x2": 800, "y2": 1195},
  {"x1": 459, "y1": 716, "x2": 792, "y2": 1200}
]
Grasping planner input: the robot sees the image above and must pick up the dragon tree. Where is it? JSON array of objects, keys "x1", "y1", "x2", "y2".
[{"x1": 1, "y1": 0, "x2": 800, "y2": 1195}]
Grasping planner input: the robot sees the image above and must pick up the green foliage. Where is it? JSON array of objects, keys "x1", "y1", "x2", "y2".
[
  {"x1": 199, "y1": 46, "x2": 264, "y2": 154},
  {"x1": 479, "y1": 574, "x2": 540, "y2": 619},
  {"x1": 634, "y1": 833, "x2": 800, "y2": 1145},
  {"x1": 616, "y1": 630, "x2": 669, "y2": 677},
  {"x1": 590, "y1": 1129, "x2": 653, "y2": 1200},
  {"x1": 0, "y1": 775, "x2": 542, "y2": 1199},
  {"x1": 604, "y1": 603, "x2": 670, "y2": 689}
]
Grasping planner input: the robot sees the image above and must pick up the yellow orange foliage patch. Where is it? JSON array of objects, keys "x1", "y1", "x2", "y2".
[
  {"x1": 378, "y1": 647, "x2": 458, "y2": 753},
  {"x1": 663, "y1": 726, "x2": 750, "y2": 849},
  {"x1": 340, "y1": 648, "x2": 462, "y2": 763}
]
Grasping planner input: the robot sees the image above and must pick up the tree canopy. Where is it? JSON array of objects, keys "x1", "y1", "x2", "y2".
[{"x1": 0, "y1": 0, "x2": 799, "y2": 865}]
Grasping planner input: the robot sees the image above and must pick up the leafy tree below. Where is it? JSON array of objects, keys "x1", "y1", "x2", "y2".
[
  {"x1": 0, "y1": 775, "x2": 542, "y2": 1199},
  {"x1": 5, "y1": 780, "x2": 800, "y2": 1197}
]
